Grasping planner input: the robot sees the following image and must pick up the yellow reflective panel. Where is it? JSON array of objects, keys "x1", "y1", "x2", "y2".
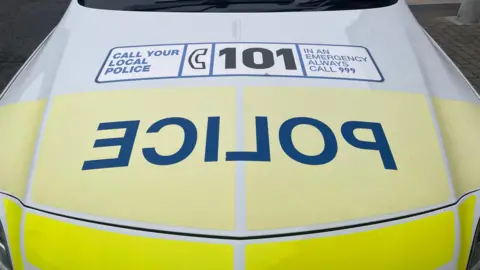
[
  {"x1": 0, "y1": 100, "x2": 45, "y2": 199},
  {"x1": 433, "y1": 98, "x2": 480, "y2": 196},
  {"x1": 24, "y1": 213, "x2": 234, "y2": 270},
  {"x1": 458, "y1": 195, "x2": 476, "y2": 270},
  {"x1": 246, "y1": 211, "x2": 454, "y2": 270},
  {"x1": 31, "y1": 88, "x2": 236, "y2": 230},
  {"x1": 4, "y1": 198, "x2": 24, "y2": 270},
  {"x1": 245, "y1": 87, "x2": 451, "y2": 230}
]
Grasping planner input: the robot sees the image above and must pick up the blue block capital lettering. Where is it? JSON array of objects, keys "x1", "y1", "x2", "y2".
[
  {"x1": 279, "y1": 117, "x2": 338, "y2": 165},
  {"x1": 226, "y1": 117, "x2": 271, "y2": 162},
  {"x1": 82, "y1": 120, "x2": 140, "y2": 170},
  {"x1": 142, "y1": 117, "x2": 197, "y2": 165},
  {"x1": 341, "y1": 121, "x2": 397, "y2": 170}
]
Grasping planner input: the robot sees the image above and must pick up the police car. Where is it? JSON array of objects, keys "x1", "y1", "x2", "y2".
[{"x1": 0, "y1": 0, "x2": 479, "y2": 268}]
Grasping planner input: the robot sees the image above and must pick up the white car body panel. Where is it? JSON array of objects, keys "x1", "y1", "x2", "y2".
[{"x1": 0, "y1": 0, "x2": 480, "y2": 268}]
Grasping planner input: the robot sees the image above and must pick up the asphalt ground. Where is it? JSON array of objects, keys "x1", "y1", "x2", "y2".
[
  {"x1": 0, "y1": 1, "x2": 478, "y2": 91},
  {"x1": 411, "y1": 4, "x2": 480, "y2": 90},
  {"x1": 0, "y1": 0, "x2": 70, "y2": 91}
]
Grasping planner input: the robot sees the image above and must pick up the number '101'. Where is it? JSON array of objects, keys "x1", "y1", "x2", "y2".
[{"x1": 219, "y1": 47, "x2": 298, "y2": 70}]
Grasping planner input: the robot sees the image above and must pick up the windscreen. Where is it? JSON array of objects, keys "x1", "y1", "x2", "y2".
[{"x1": 78, "y1": 0, "x2": 398, "y2": 12}]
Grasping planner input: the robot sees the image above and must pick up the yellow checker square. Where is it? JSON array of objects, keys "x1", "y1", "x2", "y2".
[
  {"x1": 24, "y1": 213, "x2": 234, "y2": 270},
  {"x1": 4, "y1": 198, "x2": 24, "y2": 270},
  {"x1": 0, "y1": 100, "x2": 46, "y2": 199},
  {"x1": 245, "y1": 211, "x2": 455, "y2": 270},
  {"x1": 433, "y1": 98, "x2": 480, "y2": 197},
  {"x1": 244, "y1": 87, "x2": 451, "y2": 230},
  {"x1": 31, "y1": 87, "x2": 236, "y2": 230},
  {"x1": 457, "y1": 195, "x2": 476, "y2": 270}
]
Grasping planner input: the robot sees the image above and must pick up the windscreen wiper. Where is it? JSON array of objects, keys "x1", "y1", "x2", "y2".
[
  {"x1": 125, "y1": 0, "x2": 294, "y2": 11},
  {"x1": 296, "y1": 0, "x2": 384, "y2": 9}
]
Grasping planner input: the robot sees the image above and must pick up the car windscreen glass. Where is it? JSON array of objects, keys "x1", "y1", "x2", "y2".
[{"x1": 78, "y1": 0, "x2": 398, "y2": 12}]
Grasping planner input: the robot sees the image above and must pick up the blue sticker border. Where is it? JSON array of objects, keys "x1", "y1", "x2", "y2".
[{"x1": 95, "y1": 42, "x2": 385, "y2": 84}]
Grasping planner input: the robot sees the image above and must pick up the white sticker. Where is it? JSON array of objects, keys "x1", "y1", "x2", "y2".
[
  {"x1": 298, "y1": 44, "x2": 382, "y2": 81},
  {"x1": 96, "y1": 45, "x2": 185, "y2": 83},
  {"x1": 180, "y1": 44, "x2": 213, "y2": 77},
  {"x1": 96, "y1": 42, "x2": 383, "y2": 83},
  {"x1": 212, "y1": 43, "x2": 304, "y2": 77}
]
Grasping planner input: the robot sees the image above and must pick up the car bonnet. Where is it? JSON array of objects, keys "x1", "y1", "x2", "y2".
[{"x1": 0, "y1": 0, "x2": 479, "y2": 240}]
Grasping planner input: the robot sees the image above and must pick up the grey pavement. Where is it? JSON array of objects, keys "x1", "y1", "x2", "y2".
[
  {"x1": 0, "y1": 1, "x2": 479, "y2": 91},
  {"x1": 0, "y1": 0, "x2": 70, "y2": 91},
  {"x1": 411, "y1": 3, "x2": 480, "y2": 90}
]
